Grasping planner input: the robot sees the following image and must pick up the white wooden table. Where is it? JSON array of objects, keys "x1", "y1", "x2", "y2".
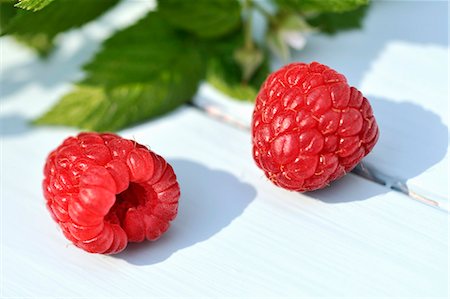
[{"x1": 1, "y1": 1, "x2": 448, "y2": 298}]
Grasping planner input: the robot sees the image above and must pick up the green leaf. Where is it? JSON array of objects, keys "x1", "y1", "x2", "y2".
[
  {"x1": 35, "y1": 12, "x2": 204, "y2": 131},
  {"x1": 0, "y1": 1, "x2": 18, "y2": 35},
  {"x1": 204, "y1": 32, "x2": 269, "y2": 101},
  {"x1": 307, "y1": 4, "x2": 369, "y2": 34},
  {"x1": 158, "y1": 0, "x2": 242, "y2": 38},
  {"x1": 207, "y1": 58, "x2": 268, "y2": 101},
  {"x1": 15, "y1": 0, "x2": 56, "y2": 11},
  {"x1": 34, "y1": 86, "x2": 107, "y2": 128},
  {"x1": 2, "y1": 0, "x2": 119, "y2": 55},
  {"x1": 276, "y1": 0, "x2": 368, "y2": 13}
]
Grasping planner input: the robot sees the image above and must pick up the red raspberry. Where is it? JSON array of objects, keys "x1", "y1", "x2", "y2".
[
  {"x1": 43, "y1": 132, "x2": 180, "y2": 254},
  {"x1": 252, "y1": 62, "x2": 379, "y2": 192}
]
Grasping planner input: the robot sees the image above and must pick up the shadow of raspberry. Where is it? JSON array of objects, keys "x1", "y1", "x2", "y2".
[
  {"x1": 366, "y1": 97, "x2": 449, "y2": 181},
  {"x1": 307, "y1": 173, "x2": 387, "y2": 204},
  {"x1": 114, "y1": 159, "x2": 256, "y2": 265},
  {"x1": 309, "y1": 97, "x2": 448, "y2": 204},
  {"x1": 363, "y1": 97, "x2": 448, "y2": 192}
]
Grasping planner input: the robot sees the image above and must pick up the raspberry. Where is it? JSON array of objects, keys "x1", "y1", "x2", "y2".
[
  {"x1": 252, "y1": 62, "x2": 379, "y2": 192},
  {"x1": 43, "y1": 132, "x2": 180, "y2": 254}
]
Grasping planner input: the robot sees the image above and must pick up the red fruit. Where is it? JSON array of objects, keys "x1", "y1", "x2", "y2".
[
  {"x1": 252, "y1": 62, "x2": 379, "y2": 192},
  {"x1": 43, "y1": 132, "x2": 180, "y2": 254}
]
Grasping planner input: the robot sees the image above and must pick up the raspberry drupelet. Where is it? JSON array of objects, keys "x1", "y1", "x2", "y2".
[
  {"x1": 43, "y1": 132, "x2": 180, "y2": 254},
  {"x1": 252, "y1": 62, "x2": 379, "y2": 192}
]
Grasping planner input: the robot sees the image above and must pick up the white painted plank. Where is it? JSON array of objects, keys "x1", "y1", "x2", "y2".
[
  {"x1": 1, "y1": 2, "x2": 448, "y2": 296},
  {"x1": 193, "y1": 1, "x2": 449, "y2": 207},
  {"x1": 2, "y1": 108, "x2": 448, "y2": 297}
]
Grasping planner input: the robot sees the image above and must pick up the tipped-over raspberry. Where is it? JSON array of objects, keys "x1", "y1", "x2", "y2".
[
  {"x1": 43, "y1": 132, "x2": 180, "y2": 254},
  {"x1": 252, "y1": 62, "x2": 379, "y2": 192}
]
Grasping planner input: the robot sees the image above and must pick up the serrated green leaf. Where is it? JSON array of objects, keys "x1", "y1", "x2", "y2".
[
  {"x1": 34, "y1": 86, "x2": 106, "y2": 128},
  {"x1": 204, "y1": 32, "x2": 269, "y2": 101},
  {"x1": 2, "y1": 0, "x2": 119, "y2": 55},
  {"x1": 158, "y1": 0, "x2": 242, "y2": 38},
  {"x1": 276, "y1": 0, "x2": 368, "y2": 13},
  {"x1": 35, "y1": 12, "x2": 204, "y2": 131},
  {"x1": 15, "y1": 0, "x2": 56, "y2": 11},
  {"x1": 307, "y1": 4, "x2": 368, "y2": 34}
]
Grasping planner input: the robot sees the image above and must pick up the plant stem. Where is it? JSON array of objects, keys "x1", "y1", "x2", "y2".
[{"x1": 244, "y1": 0, "x2": 254, "y2": 51}]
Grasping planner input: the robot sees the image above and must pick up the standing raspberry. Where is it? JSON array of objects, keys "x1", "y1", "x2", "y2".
[
  {"x1": 252, "y1": 62, "x2": 379, "y2": 192},
  {"x1": 43, "y1": 132, "x2": 180, "y2": 254}
]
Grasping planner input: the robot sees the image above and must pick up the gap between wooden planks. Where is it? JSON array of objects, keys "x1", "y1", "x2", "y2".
[{"x1": 188, "y1": 101, "x2": 448, "y2": 212}]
